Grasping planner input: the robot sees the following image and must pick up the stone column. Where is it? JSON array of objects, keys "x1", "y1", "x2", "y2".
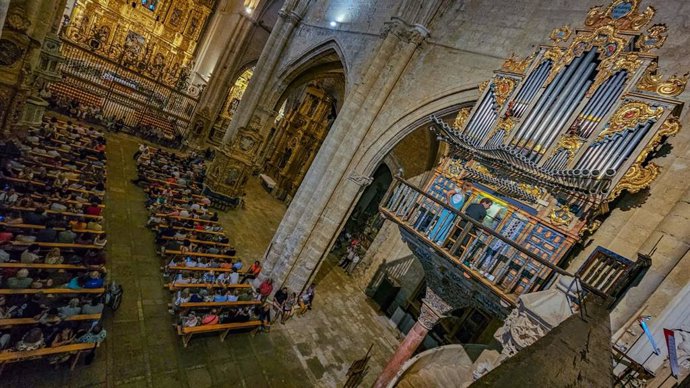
[
  {"x1": 204, "y1": 1, "x2": 306, "y2": 198},
  {"x1": 186, "y1": 7, "x2": 255, "y2": 150},
  {"x1": 373, "y1": 288, "x2": 452, "y2": 388},
  {"x1": 262, "y1": 19, "x2": 429, "y2": 291}
]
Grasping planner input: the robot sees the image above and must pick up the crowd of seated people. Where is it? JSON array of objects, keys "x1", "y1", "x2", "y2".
[
  {"x1": 131, "y1": 144, "x2": 282, "y2": 337},
  {"x1": 0, "y1": 115, "x2": 108, "y2": 368}
]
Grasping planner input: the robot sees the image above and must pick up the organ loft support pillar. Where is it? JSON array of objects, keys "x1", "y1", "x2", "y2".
[
  {"x1": 186, "y1": 2, "x2": 256, "y2": 150},
  {"x1": 374, "y1": 288, "x2": 453, "y2": 388}
]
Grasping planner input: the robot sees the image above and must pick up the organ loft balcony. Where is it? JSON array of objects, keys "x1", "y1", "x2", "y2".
[{"x1": 379, "y1": 174, "x2": 642, "y2": 318}]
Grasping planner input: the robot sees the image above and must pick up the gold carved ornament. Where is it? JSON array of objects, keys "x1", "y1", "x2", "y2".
[
  {"x1": 596, "y1": 101, "x2": 664, "y2": 141},
  {"x1": 584, "y1": 0, "x2": 655, "y2": 31},
  {"x1": 636, "y1": 24, "x2": 668, "y2": 52},
  {"x1": 542, "y1": 46, "x2": 565, "y2": 64},
  {"x1": 579, "y1": 219, "x2": 602, "y2": 236},
  {"x1": 606, "y1": 117, "x2": 681, "y2": 200},
  {"x1": 546, "y1": 25, "x2": 627, "y2": 85},
  {"x1": 445, "y1": 159, "x2": 465, "y2": 179},
  {"x1": 587, "y1": 53, "x2": 642, "y2": 96},
  {"x1": 636, "y1": 62, "x2": 689, "y2": 98},
  {"x1": 485, "y1": 116, "x2": 515, "y2": 140},
  {"x1": 502, "y1": 53, "x2": 534, "y2": 75},
  {"x1": 493, "y1": 76, "x2": 517, "y2": 107},
  {"x1": 478, "y1": 80, "x2": 490, "y2": 94},
  {"x1": 549, "y1": 25, "x2": 573, "y2": 43},
  {"x1": 453, "y1": 107, "x2": 472, "y2": 130},
  {"x1": 549, "y1": 205, "x2": 575, "y2": 227},
  {"x1": 549, "y1": 134, "x2": 585, "y2": 163},
  {"x1": 518, "y1": 183, "x2": 543, "y2": 198}
]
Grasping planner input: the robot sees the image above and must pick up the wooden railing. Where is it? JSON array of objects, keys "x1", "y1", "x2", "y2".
[{"x1": 379, "y1": 177, "x2": 607, "y2": 307}]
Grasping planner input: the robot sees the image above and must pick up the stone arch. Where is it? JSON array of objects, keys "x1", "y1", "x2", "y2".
[
  {"x1": 355, "y1": 83, "x2": 480, "y2": 178},
  {"x1": 265, "y1": 38, "x2": 350, "y2": 114}
]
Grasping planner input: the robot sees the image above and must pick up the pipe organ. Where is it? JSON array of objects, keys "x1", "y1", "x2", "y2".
[
  {"x1": 401, "y1": 0, "x2": 688, "y2": 313},
  {"x1": 431, "y1": 0, "x2": 685, "y2": 228}
]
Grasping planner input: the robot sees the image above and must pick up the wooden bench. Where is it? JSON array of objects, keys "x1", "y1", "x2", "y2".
[
  {"x1": 0, "y1": 222, "x2": 104, "y2": 234},
  {"x1": 0, "y1": 288, "x2": 105, "y2": 295},
  {"x1": 163, "y1": 251, "x2": 235, "y2": 260},
  {"x1": 7, "y1": 241, "x2": 103, "y2": 250},
  {"x1": 0, "y1": 313, "x2": 101, "y2": 327},
  {"x1": 160, "y1": 236, "x2": 232, "y2": 247},
  {"x1": 29, "y1": 193, "x2": 106, "y2": 208},
  {"x1": 166, "y1": 266, "x2": 246, "y2": 274},
  {"x1": 0, "y1": 263, "x2": 105, "y2": 271},
  {"x1": 166, "y1": 283, "x2": 250, "y2": 291},
  {"x1": 176, "y1": 320, "x2": 262, "y2": 347},
  {"x1": 155, "y1": 214, "x2": 218, "y2": 224},
  {"x1": 7, "y1": 206, "x2": 103, "y2": 220},
  {"x1": 0, "y1": 342, "x2": 97, "y2": 375},
  {"x1": 0, "y1": 177, "x2": 103, "y2": 199},
  {"x1": 179, "y1": 300, "x2": 260, "y2": 309},
  {"x1": 156, "y1": 226, "x2": 226, "y2": 236}
]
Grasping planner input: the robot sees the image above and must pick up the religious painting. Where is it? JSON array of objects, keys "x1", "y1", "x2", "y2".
[
  {"x1": 185, "y1": 11, "x2": 204, "y2": 39},
  {"x1": 224, "y1": 168, "x2": 241, "y2": 186},
  {"x1": 168, "y1": 7, "x2": 184, "y2": 28},
  {"x1": 141, "y1": 0, "x2": 158, "y2": 12}
]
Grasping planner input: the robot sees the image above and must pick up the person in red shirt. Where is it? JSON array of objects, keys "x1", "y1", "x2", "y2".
[
  {"x1": 85, "y1": 203, "x2": 102, "y2": 216},
  {"x1": 258, "y1": 278, "x2": 273, "y2": 302},
  {"x1": 241, "y1": 260, "x2": 262, "y2": 283}
]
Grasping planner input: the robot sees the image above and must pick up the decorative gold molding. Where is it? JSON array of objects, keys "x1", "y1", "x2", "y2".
[
  {"x1": 478, "y1": 80, "x2": 490, "y2": 94},
  {"x1": 585, "y1": 0, "x2": 655, "y2": 31},
  {"x1": 636, "y1": 62, "x2": 689, "y2": 97},
  {"x1": 588, "y1": 53, "x2": 642, "y2": 96},
  {"x1": 596, "y1": 101, "x2": 663, "y2": 141},
  {"x1": 493, "y1": 77, "x2": 516, "y2": 107},
  {"x1": 636, "y1": 23, "x2": 667, "y2": 52},
  {"x1": 550, "y1": 205, "x2": 575, "y2": 227},
  {"x1": 549, "y1": 25, "x2": 573, "y2": 43},
  {"x1": 445, "y1": 159, "x2": 465, "y2": 179},
  {"x1": 607, "y1": 117, "x2": 681, "y2": 200},
  {"x1": 453, "y1": 107, "x2": 471, "y2": 130},
  {"x1": 518, "y1": 183, "x2": 543, "y2": 198},
  {"x1": 579, "y1": 219, "x2": 602, "y2": 236},
  {"x1": 542, "y1": 46, "x2": 564, "y2": 64},
  {"x1": 502, "y1": 53, "x2": 534, "y2": 75},
  {"x1": 546, "y1": 25, "x2": 627, "y2": 85}
]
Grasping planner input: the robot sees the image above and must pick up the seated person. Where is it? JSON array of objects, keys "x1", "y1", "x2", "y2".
[
  {"x1": 58, "y1": 298, "x2": 82, "y2": 317},
  {"x1": 21, "y1": 245, "x2": 41, "y2": 263},
  {"x1": 76, "y1": 323, "x2": 106, "y2": 344},
  {"x1": 57, "y1": 227, "x2": 77, "y2": 243},
  {"x1": 81, "y1": 297, "x2": 104, "y2": 315},
  {"x1": 36, "y1": 223, "x2": 58, "y2": 242},
  {"x1": 6, "y1": 268, "x2": 33, "y2": 289}
]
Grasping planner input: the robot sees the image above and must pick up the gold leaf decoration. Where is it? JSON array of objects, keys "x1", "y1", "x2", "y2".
[
  {"x1": 587, "y1": 53, "x2": 641, "y2": 96},
  {"x1": 635, "y1": 23, "x2": 668, "y2": 52},
  {"x1": 502, "y1": 53, "x2": 534, "y2": 74},
  {"x1": 585, "y1": 0, "x2": 655, "y2": 31},
  {"x1": 518, "y1": 183, "x2": 543, "y2": 198},
  {"x1": 636, "y1": 62, "x2": 689, "y2": 97},
  {"x1": 549, "y1": 205, "x2": 575, "y2": 227},
  {"x1": 596, "y1": 101, "x2": 664, "y2": 141},
  {"x1": 493, "y1": 77, "x2": 517, "y2": 107},
  {"x1": 478, "y1": 80, "x2": 490, "y2": 93},
  {"x1": 549, "y1": 25, "x2": 572, "y2": 43},
  {"x1": 453, "y1": 107, "x2": 472, "y2": 130}
]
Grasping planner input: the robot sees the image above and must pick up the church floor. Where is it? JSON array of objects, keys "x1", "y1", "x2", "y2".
[{"x1": 2, "y1": 133, "x2": 398, "y2": 388}]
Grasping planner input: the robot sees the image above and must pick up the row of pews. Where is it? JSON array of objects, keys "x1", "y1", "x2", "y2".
[
  {"x1": 0, "y1": 116, "x2": 109, "y2": 374},
  {"x1": 133, "y1": 145, "x2": 263, "y2": 347}
]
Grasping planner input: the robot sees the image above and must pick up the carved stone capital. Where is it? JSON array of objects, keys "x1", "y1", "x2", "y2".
[
  {"x1": 280, "y1": 10, "x2": 302, "y2": 25},
  {"x1": 348, "y1": 172, "x2": 374, "y2": 187},
  {"x1": 418, "y1": 288, "x2": 452, "y2": 330},
  {"x1": 382, "y1": 18, "x2": 429, "y2": 45}
]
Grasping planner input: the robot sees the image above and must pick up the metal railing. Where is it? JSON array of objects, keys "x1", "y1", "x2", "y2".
[{"x1": 379, "y1": 176, "x2": 606, "y2": 306}]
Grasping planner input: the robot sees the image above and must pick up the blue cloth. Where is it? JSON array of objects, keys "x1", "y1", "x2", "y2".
[{"x1": 428, "y1": 193, "x2": 465, "y2": 243}]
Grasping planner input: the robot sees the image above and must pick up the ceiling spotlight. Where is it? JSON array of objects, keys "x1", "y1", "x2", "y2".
[
  {"x1": 330, "y1": 21, "x2": 337, "y2": 27},
  {"x1": 335, "y1": 15, "x2": 345, "y2": 23},
  {"x1": 245, "y1": 7, "x2": 253, "y2": 14}
]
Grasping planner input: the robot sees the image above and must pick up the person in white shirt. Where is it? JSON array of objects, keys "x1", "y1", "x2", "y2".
[
  {"x1": 0, "y1": 189, "x2": 19, "y2": 205},
  {"x1": 228, "y1": 268, "x2": 240, "y2": 284}
]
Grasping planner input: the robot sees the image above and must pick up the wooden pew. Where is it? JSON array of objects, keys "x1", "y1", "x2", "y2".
[
  {"x1": 0, "y1": 263, "x2": 105, "y2": 271},
  {"x1": 29, "y1": 193, "x2": 106, "y2": 208},
  {"x1": 176, "y1": 320, "x2": 262, "y2": 347},
  {"x1": 0, "y1": 223, "x2": 104, "y2": 234},
  {"x1": 160, "y1": 236, "x2": 231, "y2": 247},
  {"x1": 7, "y1": 241, "x2": 103, "y2": 250},
  {"x1": 166, "y1": 283, "x2": 250, "y2": 291},
  {"x1": 0, "y1": 287, "x2": 105, "y2": 295},
  {"x1": 155, "y1": 214, "x2": 219, "y2": 224},
  {"x1": 0, "y1": 314, "x2": 101, "y2": 327},
  {"x1": 0, "y1": 342, "x2": 97, "y2": 375},
  {"x1": 5, "y1": 206, "x2": 103, "y2": 220},
  {"x1": 0, "y1": 177, "x2": 103, "y2": 199},
  {"x1": 155, "y1": 225, "x2": 226, "y2": 236},
  {"x1": 163, "y1": 251, "x2": 235, "y2": 260},
  {"x1": 166, "y1": 266, "x2": 245, "y2": 274}
]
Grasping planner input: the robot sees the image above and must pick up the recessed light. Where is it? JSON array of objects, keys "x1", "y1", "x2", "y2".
[
  {"x1": 245, "y1": 7, "x2": 253, "y2": 14},
  {"x1": 330, "y1": 21, "x2": 337, "y2": 27}
]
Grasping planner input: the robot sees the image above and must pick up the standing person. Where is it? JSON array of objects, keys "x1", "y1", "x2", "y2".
[
  {"x1": 297, "y1": 283, "x2": 316, "y2": 316},
  {"x1": 272, "y1": 286, "x2": 288, "y2": 321},
  {"x1": 339, "y1": 245, "x2": 355, "y2": 269},
  {"x1": 465, "y1": 197, "x2": 493, "y2": 223},
  {"x1": 346, "y1": 250, "x2": 361, "y2": 275},
  {"x1": 428, "y1": 182, "x2": 472, "y2": 245},
  {"x1": 254, "y1": 302, "x2": 272, "y2": 334},
  {"x1": 281, "y1": 292, "x2": 297, "y2": 324}
]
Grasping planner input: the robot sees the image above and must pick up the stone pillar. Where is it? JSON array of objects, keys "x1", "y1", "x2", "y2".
[
  {"x1": 186, "y1": 7, "x2": 255, "y2": 150},
  {"x1": 373, "y1": 288, "x2": 452, "y2": 388},
  {"x1": 262, "y1": 19, "x2": 429, "y2": 291}
]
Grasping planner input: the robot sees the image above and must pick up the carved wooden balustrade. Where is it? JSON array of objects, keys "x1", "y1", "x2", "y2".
[{"x1": 379, "y1": 176, "x2": 608, "y2": 315}]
